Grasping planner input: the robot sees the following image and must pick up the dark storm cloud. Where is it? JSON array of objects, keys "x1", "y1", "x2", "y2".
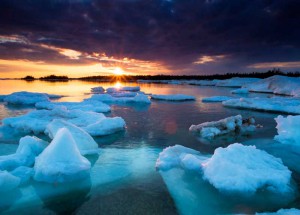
[{"x1": 0, "y1": 0, "x2": 300, "y2": 74}]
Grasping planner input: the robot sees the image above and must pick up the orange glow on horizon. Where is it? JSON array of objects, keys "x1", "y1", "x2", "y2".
[
  {"x1": 114, "y1": 81, "x2": 122, "y2": 88},
  {"x1": 113, "y1": 67, "x2": 125, "y2": 76}
]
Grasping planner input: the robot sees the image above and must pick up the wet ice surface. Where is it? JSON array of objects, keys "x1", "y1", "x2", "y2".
[{"x1": 0, "y1": 80, "x2": 300, "y2": 214}]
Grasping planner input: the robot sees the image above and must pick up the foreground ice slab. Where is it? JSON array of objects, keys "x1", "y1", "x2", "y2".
[
  {"x1": 87, "y1": 93, "x2": 151, "y2": 104},
  {"x1": 2, "y1": 91, "x2": 62, "y2": 105},
  {"x1": 157, "y1": 144, "x2": 294, "y2": 195},
  {"x1": 257, "y1": 208, "x2": 300, "y2": 215},
  {"x1": 223, "y1": 97, "x2": 300, "y2": 114},
  {"x1": 0, "y1": 171, "x2": 20, "y2": 192},
  {"x1": 3, "y1": 107, "x2": 125, "y2": 136},
  {"x1": 151, "y1": 94, "x2": 196, "y2": 101},
  {"x1": 216, "y1": 77, "x2": 261, "y2": 87},
  {"x1": 0, "y1": 136, "x2": 48, "y2": 171},
  {"x1": 34, "y1": 128, "x2": 91, "y2": 183},
  {"x1": 202, "y1": 96, "x2": 233, "y2": 102},
  {"x1": 243, "y1": 75, "x2": 300, "y2": 97},
  {"x1": 274, "y1": 115, "x2": 300, "y2": 146},
  {"x1": 46, "y1": 119, "x2": 98, "y2": 155},
  {"x1": 189, "y1": 115, "x2": 256, "y2": 140},
  {"x1": 202, "y1": 143, "x2": 293, "y2": 194},
  {"x1": 36, "y1": 100, "x2": 111, "y2": 113}
]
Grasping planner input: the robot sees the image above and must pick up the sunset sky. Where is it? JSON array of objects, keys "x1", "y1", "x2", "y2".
[{"x1": 1, "y1": 0, "x2": 300, "y2": 78}]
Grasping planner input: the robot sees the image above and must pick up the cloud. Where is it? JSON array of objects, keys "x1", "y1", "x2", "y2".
[{"x1": 0, "y1": 0, "x2": 300, "y2": 76}]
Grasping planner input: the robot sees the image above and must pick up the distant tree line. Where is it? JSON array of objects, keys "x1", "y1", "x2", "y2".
[{"x1": 22, "y1": 69, "x2": 300, "y2": 82}]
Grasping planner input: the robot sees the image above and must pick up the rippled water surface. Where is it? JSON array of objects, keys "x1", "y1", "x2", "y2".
[{"x1": 0, "y1": 80, "x2": 299, "y2": 215}]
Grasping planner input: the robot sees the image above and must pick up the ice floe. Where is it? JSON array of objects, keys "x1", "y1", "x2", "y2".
[
  {"x1": 243, "y1": 75, "x2": 300, "y2": 97},
  {"x1": 215, "y1": 77, "x2": 261, "y2": 87},
  {"x1": 202, "y1": 96, "x2": 233, "y2": 102},
  {"x1": 10, "y1": 166, "x2": 34, "y2": 185},
  {"x1": 91, "y1": 86, "x2": 105, "y2": 93},
  {"x1": 231, "y1": 88, "x2": 249, "y2": 94},
  {"x1": 274, "y1": 115, "x2": 300, "y2": 146},
  {"x1": 2, "y1": 91, "x2": 62, "y2": 105},
  {"x1": 36, "y1": 100, "x2": 111, "y2": 113},
  {"x1": 189, "y1": 115, "x2": 256, "y2": 140},
  {"x1": 0, "y1": 171, "x2": 20, "y2": 192},
  {"x1": 202, "y1": 143, "x2": 293, "y2": 195},
  {"x1": 157, "y1": 143, "x2": 294, "y2": 195},
  {"x1": 150, "y1": 94, "x2": 195, "y2": 101},
  {"x1": 106, "y1": 86, "x2": 140, "y2": 93},
  {"x1": 223, "y1": 97, "x2": 300, "y2": 114},
  {"x1": 257, "y1": 208, "x2": 300, "y2": 215},
  {"x1": 87, "y1": 93, "x2": 151, "y2": 104},
  {"x1": 2, "y1": 107, "x2": 126, "y2": 136},
  {"x1": 34, "y1": 128, "x2": 91, "y2": 183},
  {"x1": 45, "y1": 119, "x2": 98, "y2": 155},
  {"x1": 0, "y1": 136, "x2": 48, "y2": 171}
]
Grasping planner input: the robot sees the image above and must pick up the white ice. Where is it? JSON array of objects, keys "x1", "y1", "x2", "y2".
[
  {"x1": 45, "y1": 119, "x2": 99, "y2": 155},
  {"x1": 2, "y1": 91, "x2": 62, "y2": 105},
  {"x1": 223, "y1": 97, "x2": 300, "y2": 114},
  {"x1": 243, "y1": 75, "x2": 300, "y2": 97},
  {"x1": 87, "y1": 93, "x2": 151, "y2": 104},
  {"x1": 257, "y1": 208, "x2": 300, "y2": 215},
  {"x1": 202, "y1": 143, "x2": 293, "y2": 195},
  {"x1": 202, "y1": 96, "x2": 233, "y2": 102},
  {"x1": 274, "y1": 115, "x2": 300, "y2": 146},
  {"x1": 91, "y1": 86, "x2": 105, "y2": 93},
  {"x1": 0, "y1": 136, "x2": 48, "y2": 171},
  {"x1": 157, "y1": 144, "x2": 294, "y2": 195},
  {"x1": 215, "y1": 77, "x2": 261, "y2": 87},
  {"x1": 106, "y1": 86, "x2": 140, "y2": 93},
  {"x1": 231, "y1": 88, "x2": 249, "y2": 94},
  {"x1": 34, "y1": 128, "x2": 91, "y2": 183},
  {"x1": 0, "y1": 170, "x2": 20, "y2": 192},
  {"x1": 36, "y1": 100, "x2": 111, "y2": 113},
  {"x1": 151, "y1": 94, "x2": 196, "y2": 101},
  {"x1": 3, "y1": 107, "x2": 125, "y2": 136},
  {"x1": 189, "y1": 115, "x2": 256, "y2": 139}
]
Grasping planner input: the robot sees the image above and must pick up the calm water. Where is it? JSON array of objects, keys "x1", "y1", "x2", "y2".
[{"x1": 0, "y1": 80, "x2": 299, "y2": 215}]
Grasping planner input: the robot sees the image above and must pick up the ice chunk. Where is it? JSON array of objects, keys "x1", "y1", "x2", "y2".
[
  {"x1": 0, "y1": 171, "x2": 20, "y2": 192},
  {"x1": 84, "y1": 117, "x2": 126, "y2": 136},
  {"x1": 202, "y1": 143, "x2": 293, "y2": 194},
  {"x1": 36, "y1": 100, "x2": 111, "y2": 113},
  {"x1": 231, "y1": 88, "x2": 249, "y2": 94},
  {"x1": 157, "y1": 144, "x2": 294, "y2": 195},
  {"x1": 106, "y1": 86, "x2": 140, "y2": 93},
  {"x1": 3, "y1": 107, "x2": 124, "y2": 136},
  {"x1": 3, "y1": 91, "x2": 62, "y2": 105},
  {"x1": 110, "y1": 92, "x2": 138, "y2": 97},
  {"x1": 274, "y1": 115, "x2": 300, "y2": 145},
  {"x1": 189, "y1": 115, "x2": 255, "y2": 139},
  {"x1": 10, "y1": 166, "x2": 34, "y2": 185},
  {"x1": 151, "y1": 94, "x2": 195, "y2": 101},
  {"x1": 45, "y1": 119, "x2": 99, "y2": 155},
  {"x1": 34, "y1": 128, "x2": 91, "y2": 183},
  {"x1": 223, "y1": 97, "x2": 300, "y2": 114},
  {"x1": 256, "y1": 208, "x2": 300, "y2": 215},
  {"x1": 91, "y1": 86, "x2": 105, "y2": 93},
  {"x1": 88, "y1": 93, "x2": 151, "y2": 104},
  {"x1": 0, "y1": 136, "x2": 48, "y2": 171},
  {"x1": 202, "y1": 96, "x2": 233, "y2": 102},
  {"x1": 215, "y1": 77, "x2": 261, "y2": 87},
  {"x1": 244, "y1": 75, "x2": 300, "y2": 97},
  {"x1": 156, "y1": 145, "x2": 208, "y2": 171}
]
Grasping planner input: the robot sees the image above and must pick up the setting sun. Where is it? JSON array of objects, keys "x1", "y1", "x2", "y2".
[{"x1": 113, "y1": 67, "x2": 124, "y2": 76}]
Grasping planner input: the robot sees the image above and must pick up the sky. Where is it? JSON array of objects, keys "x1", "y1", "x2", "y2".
[{"x1": 0, "y1": 0, "x2": 300, "y2": 78}]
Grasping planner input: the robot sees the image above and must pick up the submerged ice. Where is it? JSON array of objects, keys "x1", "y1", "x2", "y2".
[{"x1": 157, "y1": 144, "x2": 294, "y2": 195}]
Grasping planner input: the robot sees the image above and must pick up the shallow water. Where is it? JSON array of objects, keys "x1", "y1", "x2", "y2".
[{"x1": 0, "y1": 80, "x2": 299, "y2": 214}]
